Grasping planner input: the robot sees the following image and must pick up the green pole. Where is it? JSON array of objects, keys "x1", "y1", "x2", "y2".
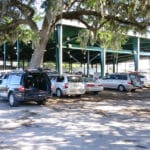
[
  {"x1": 57, "y1": 24, "x2": 63, "y2": 75},
  {"x1": 55, "y1": 45, "x2": 59, "y2": 72},
  {"x1": 87, "y1": 50, "x2": 90, "y2": 76},
  {"x1": 101, "y1": 48, "x2": 106, "y2": 78},
  {"x1": 133, "y1": 37, "x2": 140, "y2": 72}
]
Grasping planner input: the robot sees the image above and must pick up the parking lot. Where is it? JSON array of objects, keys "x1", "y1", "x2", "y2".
[{"x1": 0, "y1": 88, "x2": 150, "y2": 150}]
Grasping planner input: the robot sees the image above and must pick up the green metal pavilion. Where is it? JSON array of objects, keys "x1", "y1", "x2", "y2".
[{"x1": 55, "y1": 19, "x2": 150, "y2": 77}]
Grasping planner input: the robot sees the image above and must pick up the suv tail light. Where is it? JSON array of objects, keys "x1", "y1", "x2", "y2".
[
  {"x1": 128, "y1": 82, "x2": 133, "y2": 85},
  {"x1": 19, "y1": 86, "x2": 25, "y2": 92},
  {"x1": 64, "y1": 83, "x2": 68, "y2": 88}
]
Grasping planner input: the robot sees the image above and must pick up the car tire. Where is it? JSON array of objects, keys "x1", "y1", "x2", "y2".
[
  {"x1": 56, "y1": 89, "x2": 62, "y2": 97},
  {"x1": 76, "y1": 95, "x2": 81, "y2": 98},
  {"x1": 118, "y1": 85, "x2": 125, "y2": 92},
  {"x1": 8, "y1": 93, "x2": 18, "y2": 107},
  {"x1": 131, "y1": 89, "x2": 136, "y2": 92},
  {"x1": 93, "y1": 91, "x2": 99, "y2": 94},
  {"x1": 37, "y1": 99, "x2": 47, "y2": 105}
]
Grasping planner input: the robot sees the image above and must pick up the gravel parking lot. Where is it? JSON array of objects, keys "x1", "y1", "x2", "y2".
[{"x1": 0, "y1": 88, "x2": 150, "y2": 150}]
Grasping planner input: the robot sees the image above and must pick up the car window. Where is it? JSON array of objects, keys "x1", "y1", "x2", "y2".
[
  {"x1": 10, "y1": 74, "x2": 22, "y2": 85},
  {"x1": 67, "y1": 76, "x2": 83, "y2": 82},
  {"x1": 84, "y1": 78, "x2": 95, "y2": 82},
  {"x1": 0, "y1": 74, "x2": 9, "y2": 85},
  {"x1": 0, "y1": 79, "x2": 2, "y2": 84},
  {"x1": 83, "y1": 78, "x2": 87, "y2": 82},
  {"x1": 48, "y1": 75, "x2": 57, "y2": 82},
  {"x1": 118, "y1": 75, "x2": 127, "y2": 80},
  {"x1": 57, "y1": 76, "x2": 64, "y2": 82},
  {"x1": 109, "y1": 75, "x2": 116, "y2": 79},
  {"x1": 88, "y1": 78, "x2": 95, "y2": 82},
  {"x1": 24, "y1": 72, "x2": 50, "y2": 91},
  {"x1": 139, "y1": 75, "x2": 145, "y2": 78}
]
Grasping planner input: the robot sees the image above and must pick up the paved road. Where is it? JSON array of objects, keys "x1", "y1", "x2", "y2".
[{"x1": 0, "y1": 88, "x2": 149, "y2": 150}]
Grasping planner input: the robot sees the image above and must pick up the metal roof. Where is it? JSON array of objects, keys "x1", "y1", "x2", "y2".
[{"x1": 44, "y1": 22, "x2": 150, "y2": 64}]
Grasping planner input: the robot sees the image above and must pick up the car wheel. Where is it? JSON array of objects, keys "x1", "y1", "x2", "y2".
[
  {"x1": 118, "y1": 85, "x2": 125, "y2": 92},
  {"x1": 56, "y1": 89, "x2": 62, "y2": 97},
  {"x1": 8, "y1": 93, "x2": 18, "y2": 107},
  {"x1": 93, "y1": 91, "x2": 99, "y2": 94},
  {"x1": 37, "y1": 99, "x2": 47, "y2": 105},
  {"x1": 131, "y1": 89, "x2": 136, "y2": 92},
  {"x1": 76, "y1": 95, "x2": 81, "y2": 98}
]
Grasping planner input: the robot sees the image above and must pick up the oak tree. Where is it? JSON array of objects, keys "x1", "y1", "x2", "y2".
[{"x1": 0, "y1": 0, "x2": 149, "y2": 68}]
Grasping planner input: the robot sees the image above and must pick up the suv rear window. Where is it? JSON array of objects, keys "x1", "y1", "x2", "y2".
[
  {"x1": 57, "y1": 76, "x2": 64, "y2": 82},
  {"x1": 24, "y1": 73, "x2": 49, "y2": 91},
  {"x1": 67, "y1": 76, "x2": 82, "y2": 82}
]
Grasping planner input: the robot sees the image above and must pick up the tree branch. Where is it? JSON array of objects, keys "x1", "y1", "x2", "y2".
[
  {"x1": 8, "y1": 0, "x2": 38, "y2": 31},
  {"x1": 0, "y1": 19, "x2": 28, "y2": 32},
  {"x1": 62, "y1": 10, "x2": 149, "y2": 31}
]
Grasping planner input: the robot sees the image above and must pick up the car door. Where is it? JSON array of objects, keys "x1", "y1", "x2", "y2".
[
  {"x1": 102, "y1": 75, "x2": 116, "y2": 89},
  {"x1": 0, "y1": 74, "x2": 9, "y2": 98},
  {"x1": 108, "y1": 74, "x2": 117, "y2": 89},
  {"x1": 48, "y1": 74, "x2": 57, "y2": 94},
  {"x1": 55, "y1": 75, "x2": 65, "y2": 92}
]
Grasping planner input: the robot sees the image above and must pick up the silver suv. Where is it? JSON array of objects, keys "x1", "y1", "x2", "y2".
[
  {"x1": 100, "y1": 72, "x2": 143, "y2": 92},
  {"x1": 48, "y1": 73, "x2": 85, "y2": 97},
  {"x1": 0, "y1": 69, "x2": 51, "y2": 106}
]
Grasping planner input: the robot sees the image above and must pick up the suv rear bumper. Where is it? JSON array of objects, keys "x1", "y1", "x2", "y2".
[{"x1": 14, "y1": 92, "x2": 51, "y2": 102}]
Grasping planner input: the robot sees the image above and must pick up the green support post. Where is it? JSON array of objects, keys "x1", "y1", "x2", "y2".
[
  {"x1": 55, "y1": 46, "x2": 59, "y2": 72},
  {"x1": 56, "y1": 24, "x2": 63, "y2": 75},
  {"x1": 133, "y1": 37, "x2": 140, "y2": 72},
  {"x1": 113, "y1": 55, "x2": 116, "y2": 73},
  {"x1": 87, "y1": 50, "x2": 90, "y2": 76},
  {"x1": 100, "y1": 48, "x2": 106, "y2": 78}
]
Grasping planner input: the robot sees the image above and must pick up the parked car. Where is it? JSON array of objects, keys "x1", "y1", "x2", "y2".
[
  {"x1": 99, "y1": 72, "x2": 143, "y2": 92},
  {"x1": 0, "y1": 69, "x2": 51, "y2": 106},
  {"x1": 83, "y1": 77, "x2": 103, "y2": 94},
  {"x1": 47, "y1": 73, "x2": 85, "y2": 97}
]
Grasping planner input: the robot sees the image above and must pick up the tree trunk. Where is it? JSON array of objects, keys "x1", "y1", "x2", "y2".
[
  {"x1": 29, "y1": 25, "x2": 50, "y2": 68},
  {"x1": 28, "y1": 5, "x2": 58, "y2": 68},
  {"x1": 29, "y1": 47, "x2": 45, "y2": 68}
]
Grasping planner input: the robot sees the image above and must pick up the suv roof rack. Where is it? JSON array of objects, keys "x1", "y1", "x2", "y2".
[{"x1": 24, "y1": 68, "x2": 43, "y2": 72}]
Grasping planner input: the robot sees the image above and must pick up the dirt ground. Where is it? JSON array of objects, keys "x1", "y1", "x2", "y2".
[{"x1": 0, "y1": 88, "x2": 149, "y2": 150}]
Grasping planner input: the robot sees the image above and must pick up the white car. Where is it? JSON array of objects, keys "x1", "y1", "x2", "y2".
[
  {"x1": 83, "y1": 77, "x2": 103, "y2": 94},
  {"x1": 99, "y1": 72, "x2": 143, "y2": 92},
  {"x1": 48, "y1": 73, "x2": 86, "y2": 97}
]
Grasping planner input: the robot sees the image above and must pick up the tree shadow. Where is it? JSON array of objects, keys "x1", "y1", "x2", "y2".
[{"x1": 0, "y1": 88, "x2": 149, "y2": 149}]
